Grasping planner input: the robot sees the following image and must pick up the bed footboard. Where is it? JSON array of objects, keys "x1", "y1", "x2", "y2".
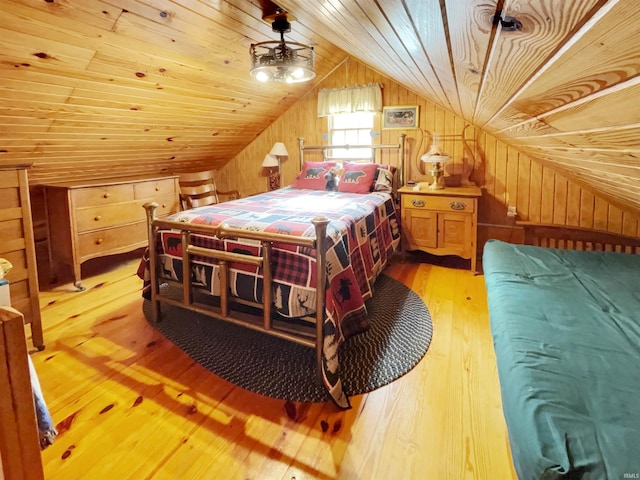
[
  {"x1": 517, "y1": 221, "x2": 640, "y2": 254},
  {"x1": 0, "y1": 307, "x2": 45, "y2": 480},
  {"x1": 144, "y1": 202, "x2": 329, "y2": 381}
]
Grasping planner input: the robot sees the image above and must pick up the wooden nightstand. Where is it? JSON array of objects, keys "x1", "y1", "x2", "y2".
[{"x1": 398, "y1": 184, "x2": 482, "y2": 272}]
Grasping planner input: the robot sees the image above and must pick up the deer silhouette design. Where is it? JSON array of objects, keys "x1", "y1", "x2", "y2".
[{"x1": 336, "y1": 278, "x2": 352, "y2": 305}]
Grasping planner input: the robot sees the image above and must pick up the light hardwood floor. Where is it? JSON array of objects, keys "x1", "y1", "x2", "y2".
[{"x1": 29, "y1": 252, "x2": 516, "y2": 479}]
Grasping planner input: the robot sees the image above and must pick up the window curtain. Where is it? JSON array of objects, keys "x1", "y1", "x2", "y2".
[{"x1": 317, "y1": 83, "x2": 382, "y2": 117}]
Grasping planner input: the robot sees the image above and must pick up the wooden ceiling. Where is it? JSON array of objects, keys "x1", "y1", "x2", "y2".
[
  {"x1": 1, "y1": 0, "x2": 639, "y2": 214},
  {"x1": 0, "y1": 0, "x2": 348, "y2": 180}
]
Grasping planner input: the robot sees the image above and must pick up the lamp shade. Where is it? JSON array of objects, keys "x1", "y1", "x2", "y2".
[
  {"x1": 421, "y1": 152, "x2": 451, "y2": 163},
  {"x1": 421, "y1": 134, "x2": 450, "y2": 163},
  {"x1": 250, "y1": 16, "x2": 315, "y2": 84},
  {"x1": 261, "y1": 154, "x2": 279, "y2": 168},
  {"x1": 269, "y1": 142, "x2": 288, "y2": 157}
]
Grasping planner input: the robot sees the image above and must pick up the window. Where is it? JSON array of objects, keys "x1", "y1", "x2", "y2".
[{"x1": 329, "y1": 112, "x2": 374, "y2": 160}]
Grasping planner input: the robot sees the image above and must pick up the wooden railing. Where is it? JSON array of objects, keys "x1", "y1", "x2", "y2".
[
  {"x1": 0, "y1": 306, "x2": 44, "y2": 480},
  {"x1": 517, "y1": 221, "x2": 640, "y2": 254}
]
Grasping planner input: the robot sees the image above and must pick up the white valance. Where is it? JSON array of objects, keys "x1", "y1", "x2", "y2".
[{"x1": 317, "y1": 83, "x2": 382, "y2": 117}]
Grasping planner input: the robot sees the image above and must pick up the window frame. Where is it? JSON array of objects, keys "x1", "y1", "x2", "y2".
[{"x1": 327, "y1": 112, "x2": 375, "y2": 161}]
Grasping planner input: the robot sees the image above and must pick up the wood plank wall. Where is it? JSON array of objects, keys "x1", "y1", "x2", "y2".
[{"x1": 219, "y1": 57, "x2": 640, "y2": 240}]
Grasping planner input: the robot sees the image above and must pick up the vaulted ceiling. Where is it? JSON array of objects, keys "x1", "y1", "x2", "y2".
[
  {"x1": 278, "y1": 0, "x2": 640, "y2": 213},
  {"x1": 1, "y1": 0, "x2": 639, "y2": 214}
]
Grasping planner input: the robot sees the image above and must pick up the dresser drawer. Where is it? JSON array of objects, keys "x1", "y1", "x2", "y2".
[
  {"x1": 75, "y1": 195, "x2": 178, "y2": 233},
  {"x1": 403, "y1": 194, "x2": 475, "y2": 213},
  {"x1": 134, "y1": 178, "x2": 177, "y2": 199},
  {"x1": 73, "y1": 184, "x2": 135, "y2": 206},
  {"x1": 78, "y1": 222, "x2": 148, "y2": 259},
  {"x1": 76, "y1": 201, "x2": 142, "y2": 232}
]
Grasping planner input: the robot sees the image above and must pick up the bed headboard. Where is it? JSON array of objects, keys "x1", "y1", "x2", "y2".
[
  {"x1": 297, "y1": 134, "x2": 407, "y2": 186},
  {"x1": 517, "y1": 221, "x2": 640, "y2": 254}
]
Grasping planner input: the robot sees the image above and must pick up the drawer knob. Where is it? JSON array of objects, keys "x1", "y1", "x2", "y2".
[
  {"x1": 411, "y1": 199, "x2": 425, "y2": 208},
  {"x1": 155, "y1": 186, "x2": 160, "y2": 191},
  {"x1": 103, "y1": 193, "x2": 110, "y2": 198},
  {"x1": 450, "y1": 201, "x2": 466, "y2": 210},
  {"x1": 94, "y1": 215, "x2": 102, "y2": 221},
  {"x1": 96, "y1": 238, "x2": 103, "y2": 245}
]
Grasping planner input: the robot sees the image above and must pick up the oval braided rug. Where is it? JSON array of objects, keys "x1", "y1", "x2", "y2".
[{"x1": 143, "y1": 274, "x2": 433, "y2": 402}]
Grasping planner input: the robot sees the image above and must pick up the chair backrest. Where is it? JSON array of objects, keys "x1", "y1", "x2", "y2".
[{"x1": 178, "y1": 170, "x2": 219, "y2": 209}]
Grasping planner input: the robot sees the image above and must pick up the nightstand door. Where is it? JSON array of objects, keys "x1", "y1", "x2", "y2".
[
  {"x1": 403, "y1": 208, "x2": 438, "y2": 249},
  {"x1": 438, "y1": 212, "x2": 472, "y2": 257}
]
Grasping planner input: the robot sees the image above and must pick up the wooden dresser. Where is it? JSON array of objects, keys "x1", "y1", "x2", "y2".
[
  {"x1": 398, "y1": 185, "x2": 482, "y2": 272},
  {"x1": 0, "y1": 164, "x2": 43, "y2": 349},
  {"x1": 44, "y1": 175, "x2": 180, "y2": 289}
]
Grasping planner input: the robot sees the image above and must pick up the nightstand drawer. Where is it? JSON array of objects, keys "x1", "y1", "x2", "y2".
[{"x1": 403, "y1": 194, "x2": 475, "y2": 213}]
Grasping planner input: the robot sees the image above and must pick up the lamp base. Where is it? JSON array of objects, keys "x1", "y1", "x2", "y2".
[
  {"x1": 428, "y1": 178, "x2": 445, "y2": 190},
  {"x1": 267, "y1": 171, "x2": 280, "y2": 191},
  {"x1": 428, "y1": 162, "x2": 445, "y2": 190}
]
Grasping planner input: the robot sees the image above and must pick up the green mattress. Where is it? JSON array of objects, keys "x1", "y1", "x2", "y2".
[{"x1": 483, "y1": 240, "x2": 640, "y2": 479}]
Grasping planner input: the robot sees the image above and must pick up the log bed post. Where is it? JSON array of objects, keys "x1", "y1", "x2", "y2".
[
  {"x1": 261, "y1": 241, "x2": 273, "y2": 330},
  {"x1": 312, "y1": 216, "x2": 330, "y2": 382},
  {"x1": 144, "y1": 202, "x2": 160, "y2": 322},
  {"x1": 181, "y1": 230, "x2": 193, "y2": 307}
]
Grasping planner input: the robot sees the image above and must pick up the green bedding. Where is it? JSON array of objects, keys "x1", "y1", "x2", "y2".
[{"x1": 483, "y1": 240, "x2": 640, "y2": 479}]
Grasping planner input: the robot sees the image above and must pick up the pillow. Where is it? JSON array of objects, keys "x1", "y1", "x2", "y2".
[
  {"x1": 338, "y1": 162, "x2": 379, "y2": 194},
  {"x1": 292, "y1": 161, "x2": 337, "y2": 190},
  {"x1": 373, "y1": 165, "x2": 397, "y2": 192}
]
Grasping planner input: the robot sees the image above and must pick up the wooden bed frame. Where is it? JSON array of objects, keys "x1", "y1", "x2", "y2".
[
  {"x1": 143, "y1": 209, "x2": 330, "y2": 379},
  {"x1": 517, "y1": 221, "x2": 640, "y2": 254},
  {"x1": 0, "y1": 306, "x2": 45, "y2": 480},
  {"x1": 143, "y1": 135, "x2": 406, "y2": 380}
]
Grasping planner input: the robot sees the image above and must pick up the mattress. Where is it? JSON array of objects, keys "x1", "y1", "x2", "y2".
[{"x1": 483, "y1": 239, "x2": 640, "y2": 479}]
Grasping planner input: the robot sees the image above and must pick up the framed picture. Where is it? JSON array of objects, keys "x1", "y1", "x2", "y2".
[{"x1": 383, "y1": 105, "x2": 419, "y2": 129}]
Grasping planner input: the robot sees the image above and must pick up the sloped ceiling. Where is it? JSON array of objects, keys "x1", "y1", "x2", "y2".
[
  {"x1": 0, "y1": 0, "x2": 348, "y2": 178},
  {"x1": 1, "y1": 0, "x2": 639, "y2": 214},
  {"x1": 276, "y1": 0, "x2": 640, "y2": 213}
]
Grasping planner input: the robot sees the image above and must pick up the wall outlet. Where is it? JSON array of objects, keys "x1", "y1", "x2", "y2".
[{"x1": 507, "y1": 205, "x2": 517, "y2": 218}]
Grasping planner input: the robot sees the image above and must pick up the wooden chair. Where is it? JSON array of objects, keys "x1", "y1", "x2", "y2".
[{"x1": 177, "y1": 170, "x2": 240, "y2": 210}]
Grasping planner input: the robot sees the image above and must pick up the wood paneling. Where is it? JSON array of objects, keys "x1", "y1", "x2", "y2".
[
  {"x1": 275, "y1": 0, "x2": 640, "y2": 216},
  {"x1": 0, "y1": 0, "x2": 347, "y2": 182},
  {"x1": 1, "y1": 0, "x2": 639, "y2": 233},
  {"x1": 222, "y1": 57, "x2": 640, "y2": 238}
]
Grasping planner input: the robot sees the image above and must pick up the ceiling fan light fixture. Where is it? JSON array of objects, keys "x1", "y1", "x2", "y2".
[{"x1": 250, "y1": 14, "x2": 315, "y2": 84}]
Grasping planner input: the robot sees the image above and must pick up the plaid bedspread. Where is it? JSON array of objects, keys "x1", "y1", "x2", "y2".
[{"x1": 138, "y1": 187, "x2": 400, "y2": 408}]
